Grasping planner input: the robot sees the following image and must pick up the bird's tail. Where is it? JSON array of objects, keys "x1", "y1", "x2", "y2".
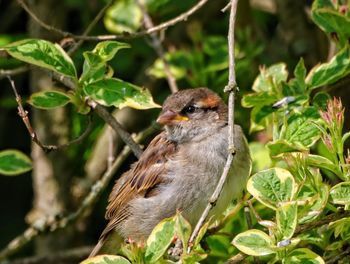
[{"x1": 89, "y1": 232, "x2": 123, "y2": 258}]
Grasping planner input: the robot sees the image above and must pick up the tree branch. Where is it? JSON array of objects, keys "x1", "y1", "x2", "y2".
[
  {"x1": 0, "y1": 66, "x2": 29, "y2": 79},
  {"x1": 187, "y1": 0, "x2": 239, "y2": 252},
  {"x1": 137, "y1": 0, "x2": 178, "y2": 94},
  {"x1": 17, "y1": 0, "x2": 209, "y2": 41},
  {"x1": 7, "y1": 76, "x2": 93, "y2": 152},
  {"x1": 0, "y1": 124, "x2": 157, "y2": 261}
]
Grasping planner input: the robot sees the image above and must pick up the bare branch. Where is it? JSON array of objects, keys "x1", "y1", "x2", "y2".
[
  {"x1": 0, "y1": 124, "x2": 158, "y2": 261},
  {"x1": 225, "y1": 253, "x2": 248, "y2": 264},
  {"x1": 0, "y1": 66, "x2": 29, "y2": 79},
  {"x1": 137, "y1": 0, "x2": 178, "y2": 94},
  {"x1": 67, "y1": 0, "x2": 113, "y2": 55},
  {"x1": 187, "y1": 0, "x2": 239, "y2": 252},
  {"x1": 17, "y1": 0, "x2": 209, "y2": 41},
  {"x1": 7, "y1": 76, "x2": 93, "y2": 152},
  {"x1": 9, "y1": 246, "x2": 92, "y2": 264}
]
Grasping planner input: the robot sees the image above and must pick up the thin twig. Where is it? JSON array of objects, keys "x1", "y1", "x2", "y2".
[
  {"x1": 7, "y1": 76, "x2": 93, "y2": 152},
  {"x1": 325, "y1": 245, "x2": 350, "y2": 264},
  {"x1": 137, "y1": 0, "x2": 178, "y2": 94},
  {"x1": 8, "y1": 246, "x2": 92, "y2": 264},
  {"x1": 49, "y1": 72, "x2": 143, "y2": 159},
  {"x1": 0, "y1": 124, "x2": 158, "y2": 261},
  {"x1": 0, "y1": 66, "x2": 30, "y2": 79},
  {"x1": 67, "y1": 0, "x2": 113, "y2": 55},
  {"x1": 17, "y1": 0, "x2": 209, "y2": 41},
  {"x1": 187, "y1": 0, "x2": 239, "y2": 252},
  {"x1": 107, "y1": 127, "x2": 115, "y2": 170},
  {"x1": 225, "y1": 253, "x2": 247, "y2": 264}
]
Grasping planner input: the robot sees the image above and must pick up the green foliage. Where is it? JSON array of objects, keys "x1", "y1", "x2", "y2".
[
  {"x1": 28, "y1": 90, "x2": 71, "y2": 109},
  {"x1": 80, "y1": 255, "x2": 131, "y2": 264},
  {"x1": 0, "y1": 149, "x2": 32, "y2": 176}
]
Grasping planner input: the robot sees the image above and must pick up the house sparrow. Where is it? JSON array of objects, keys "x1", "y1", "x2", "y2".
[{"x1": 90, "y1": 88, "x2": 251, "y2": 257}]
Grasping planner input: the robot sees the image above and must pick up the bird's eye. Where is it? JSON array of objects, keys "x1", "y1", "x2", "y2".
[{"x1": 182, "y1": 105, "x2": 197, "y2": 114}]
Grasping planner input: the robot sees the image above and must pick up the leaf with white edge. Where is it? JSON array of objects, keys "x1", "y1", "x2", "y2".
[
  {"x1": 3, "y1": 39, "x2": 77, "y2": 78},
  {"x1": 330, "y1": 182, "x2": 350, "y2": 205},
  {"x1": 194, "y1": 220, "x2": 211, "y2": 248},
  {"x1": 252, "y1": 63, "x2": 288, "y2": 92},
  {"x1": 284, "y1": 107, "x2": 321, "y2": 147},
  {"x1": 232, "y1": 229, "x2": 276, "y2": 256},
  {"x1": 92, "y1": 41, "x2": 130, "y2": 62},
  {"x1": 0, "y1": 149, "x2": 32, "y2": 176},
  {"x1": 80, "y1": 255, "x2": 130, "y2": 264},
  {"x1": 305, "y1": 154, "x2": 343, "y2": 178},
  {"x1": 83, "y1": 78, "x2": 161, "y2": 110},
  {"x1": 267, "y1": 139, "x2": 308, "y2": 156},
  {"x1": 80, "y1": 52, "x2": 106, "y2": 85},
  {"x1": 293, "y1": 57, "x2": 307, "y2": 93},
  {"x1": 306, "y1": 46, "x2": 350, "y2": 90},
  {"x1": 247, "y1": 168, "x2": 297, "y2": 210},
  {"x1": 284, "y1": 248, "x2": 325, "y2": 264},
  {"x1": 298, "y1": 184, "x2": 329, "y2": 224},
  {"x1": 145, "y1": 217, "x2": 176, "y2": 263},
  {"x1": 174, "y1": 212, "x2": 191, "y2": 250},
  {"x1": 104, "y1": 0, "x2": 142, "y2": 34},
  {"x1": 28, "y1": 90, "x2": 71, "y2": 109},
  {"x1": 277, "y1": 201, "x2": 297, "y2": 240}
]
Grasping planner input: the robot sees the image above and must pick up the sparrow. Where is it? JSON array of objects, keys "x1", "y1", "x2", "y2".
[{"x1": 89, "y1": 87, "x2": 251, "y2": 257}]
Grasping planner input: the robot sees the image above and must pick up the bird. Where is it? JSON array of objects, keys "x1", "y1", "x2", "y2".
[{"x1": 89, "y1": 87, "x2": 251, "y2": 257}]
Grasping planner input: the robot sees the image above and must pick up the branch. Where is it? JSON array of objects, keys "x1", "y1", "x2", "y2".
[
  {"x1": 7, "y1": 77, "x2": 93, "y2": 152},
  {"x1": 295, "y1": 210, "x2": 350, "y2": 235},
  {"x1": 225, "y1": 253, "x2": 248, "y2": 264},
  {"x1": 0, "y1": 66, "x2": 29, "y2": 79},
  {"x1": 325, "y1": 244, "x2": 350, "y2": 264},
  {"x1": 187, "y1": 0, "x2": 239, "y2": 252},
  {"x1": 67, "y1": 0, "x2": 113, "y2": 55},
  {"x1": 137, "y1": 0, "x2": 178, "y2": 94},
  {"x1": 17, "y1": 0, "x2": 209, "y2": 41},
  {"x1": 8, "y1": 246, "x2": 92, "y2": 264},
  {"x1": 0, "y1": 124, "x2": 158, "y2": 261}
]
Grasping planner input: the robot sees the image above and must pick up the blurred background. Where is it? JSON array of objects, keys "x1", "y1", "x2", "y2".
[{"x1": 0, "y1": 0, "x2": 342, "y2": 263}]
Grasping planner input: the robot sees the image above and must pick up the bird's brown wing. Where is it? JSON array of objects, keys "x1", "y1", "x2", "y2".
[{"x1": 100, "y1": 132, "x2": 176, "y2": 238}]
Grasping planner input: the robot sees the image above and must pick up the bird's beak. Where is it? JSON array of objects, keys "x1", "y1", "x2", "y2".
[{"x1": 157, "y1": 110, "x2": 189, "y2": 125}]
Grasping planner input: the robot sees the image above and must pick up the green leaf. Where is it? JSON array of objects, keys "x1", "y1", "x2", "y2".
[
  {"x1": 306, "y1": 46, "x2": 350, "y2": 89},
  {"x1": 267, "y1": 140, "x2": 308, "y2": 156},
  {"x1": 241, "y1": 92, "x2": 278, "y2": 108},
  {"x1": 305, "y1": 154, "x2": 343, "y2": 178},
  {"x1": 330, "y1": 182, "x2": 350, "y2": 205},
  {"x1": 298, "y1": 184, "x2": 329, "y2": 224},
  {"x1": 83, "y1": 78, "x2": 161, "y2": 109},
  {"x1": 80, "y1": 255, "x2": 131, "y2": 264},
  {"x1": 292, "y1": 57, "x2": 307, "y2": 92},
  {"x1": 252, "y1": 63, "x2": 288, "y2": 92},
  {"x1": 92, "y1": 41, "x2": 130, "y2": 62},
  {"x1": 232, "y1": 229, "x2": 276, "y2": 256},
  {"x1": 312, "y1": 4, "x2": 350, "y2": 45},
  {"x1": 284, "y1": 248, "x2": 325, "y2": 264},
  {"x1": 0, "y1": 149, "x2": 32, "y2": 176},
  {"x1": 276, "y1": 202, "x2": 297, "y2": 240},
  {"x1": 80, "y1": 52, "x2": 106, "y2": 85},
  {"x1": 249, "y1": 142, "x2": 271, "y2": 173},
  {"x1": 181, "y1": 252, "x2": 207, "y2": 264},
  {"x1": 193, "y1": 220, "x2": 210, "y2": 248},
  {"x1": 104, "y1": 0, "x2": 142, "y2": 34},
  {"x1": 28, "y1": 90, "x2": 71, "y2": 109},
  {"x1": 174, "y1": 212, "x2": 191, "y2": 250},
  {"x1": 145, "y1": 217, "x2": 176, "y2": 263},
  {"x1": 284, "y1": 107, "x2": 321, "y2": 147},
  {"x1": 313, "y1": 92, "x2": 331, "y2": 110},
  {"x1": 247, "y1": 168, "x2": 297, "y2": 210},
  {"x1": 3, "y1": 39, "x2": 77, "y2": 78}
]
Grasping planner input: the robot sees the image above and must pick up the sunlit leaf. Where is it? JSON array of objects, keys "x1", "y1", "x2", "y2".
[
  {"x1": 174, "y1": 212, "x2": 191, "y2": 250},
  {"x1": 83, "y1": 78, "x2": 161, "y2": 110},
  {"x1": 247, "y1": 168, "x2": 297, "y2": 210},
  {"x1": 232, "y1": 229, "x2": 275, "y2": 256},
  {"x1": 0, "y1": 149, "x2": 32, "y2": 176},
  {"x1": 284, "y1": 248, "x2": 325, "y2": 264},
  {"x1": 104, "y1": 0, "x2": 142, "y2": 34},
  {"x1": 28, "y1": 90, "x2": 71, "y2": 109},
  {"x1": 267, "y1": 140, "x2": 308, "y2": 156},
  {"x1": 92, "y1": 41, "x2": 130, "y2": 62},
  {"x1": 330, "y1": 182, "x2": 350, "y2": 205},
  {"x1": 252, "y1": 63, "x2": 288, "y2": 92},
  {"x1": 276, "y1": 201, "x2": 297, "y2": 240},
  {"x1": 3, "y1": 39, "x2": 77, "y2": 78},
  {"x1": 306, "y1": 46, "x2": 350, "y2": 89},
  {"x1": 80, "y1": 255, "x2": 130, "y2": 264},
  {"x1": 145, "y1": 217, "x2": 176, "y2": 263}
]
